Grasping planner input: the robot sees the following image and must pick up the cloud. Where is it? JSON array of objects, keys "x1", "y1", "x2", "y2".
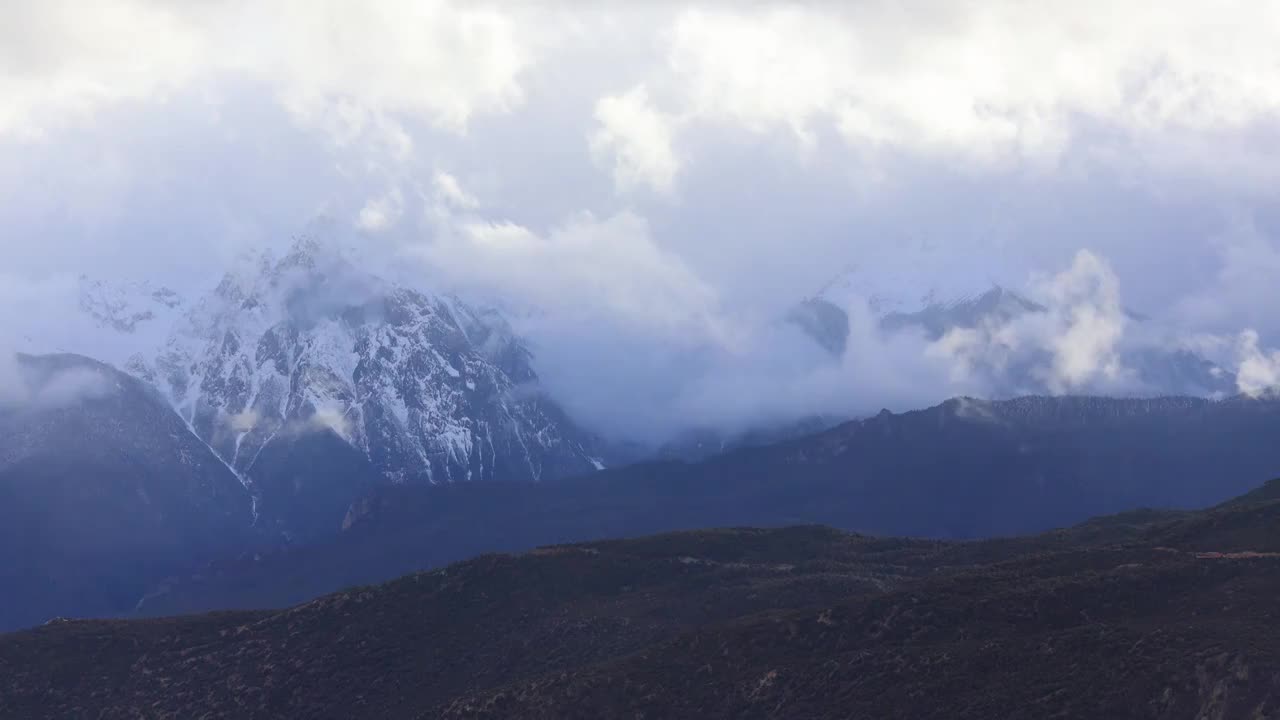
[
  {"x1": 262, "y1": 0, "x2": 530, "y2": 146},
  {"x1": 1033, "y1": 250, "x2": 1129, "y2": 392},
  {"x1": 227, "y1": 409, "x2": 261, "y2": 433},
  {"x1": 0, "y1": 273, "x2": 158, "y2": 367},
  {"x1": 1, "y1": 0, "x2": 533, "y2": 143},
  {"x1": 925, "y1": 250, "x2": 1132, "y2": 395},
  {"x1": 357, "y1": 188, "x2": 404, "y2": 232},
  {"x1": 590, "y1": 85, "x2": 682, "y2": 194},
  {"x1": 659, "y1": 297, "x2": 961, "y2": 437},
  {"x1": 666, "y1": 7, "x2": 863, "y2": 148},
  {"x1": 409, "y1": 185, "x2": 983, "y2": 441},
  {"x1": 589, "y1": 2, "x2": 1280, "y2": 188},
  {"x1": 0, "y1": 353, "x2": 25, "y2": 407},
  {"x1": 1175, "y1": 217, "x2": 1280, "y2": 338},
  {"x1": 0, "y1": 352, "x2": 115, "y2": 410},
  {"x1": 0, "y1": 0, "x2": 204, "y2": 139},
  {"x1": 422, "y1": 197, "x2": 725, "y2": 344},
  {"x1": 308, "y1": 406, "x2": 354, "y2": 441},
  {"x1": 28, "y1": 367, "x2": 115, "y2": 409},
  {"x1": 1237, "y1": 330, "x2": 1280, "y2": 397},
  {"x1": 501, "y1": 287, "x2": 963, "y2": 444},
  {"x1": 2, "y1": 1, "x2": 1279, "y2": 446},
  {"x1": 926, "y1": 324, "x2": 1018, "y2": 388},
  {"x1": 432, "y1": 171, "x2": 479, "y2": 210}
]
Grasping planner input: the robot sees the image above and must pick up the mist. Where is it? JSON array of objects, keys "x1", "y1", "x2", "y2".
[
  {"x1": 3, "y1": 1, "x2": 1280, "y2": 445},
  {"x1": 0, "y1": 353, "x2": 116, "y2": 411}
]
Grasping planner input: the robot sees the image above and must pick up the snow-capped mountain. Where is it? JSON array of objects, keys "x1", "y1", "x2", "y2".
[
  {"x1": 787, "y1": 250, "x2": 1012, "y2": 359},
  {"x1": 119, "y1": 237, "x2": 601, "y2": 489},
  {"x1": 792, "y1": 273, "x2": 1238, "y2": 398},
  {"x1": 54, "y1": 233, "x2": 606, "y2": 540},
  {"x1": 77, "y1": 277, "x2": 186, "y2": 336},
  {"x1": 3, "y1": 276, "x2": 188, "y2": 370},
  {"x1": 812, "y1": 234, "x2": 1013, "y2": 317},
  {"x1": 878, "y1": 285, "x2": 1047, "y2": 337}
]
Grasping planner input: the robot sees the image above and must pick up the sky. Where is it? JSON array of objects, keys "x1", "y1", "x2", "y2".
[{"x1": 3, "y1": 0, "x2": 1280, "y2": 441}]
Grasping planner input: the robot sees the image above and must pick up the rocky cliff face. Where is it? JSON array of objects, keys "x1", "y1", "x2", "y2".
[{"x1": 129, "y1": 238, "x2": 599, "y2": 487}]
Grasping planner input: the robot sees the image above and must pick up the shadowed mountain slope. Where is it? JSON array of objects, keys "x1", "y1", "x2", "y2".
[
  {"x1": 0, "y1": 354, "x2": 256, "y2": 631},
  {"x1": 4, "y1": 479, "x2": 1280, "y2": 719},
  {"x1": 136, "y1": 394, "x2": 1280, "y2": 618}
]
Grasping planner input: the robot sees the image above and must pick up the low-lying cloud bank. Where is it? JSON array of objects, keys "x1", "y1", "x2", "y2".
[
  {"x1": 0, "y1": 352, "x2": 115, "y2": 411},
  {"x1": 400, "y1": 177, "x2": 1280, "y2": 444},
  {"x1": 1238, "y1": 331, "x2": 1280, "y2": 398}
]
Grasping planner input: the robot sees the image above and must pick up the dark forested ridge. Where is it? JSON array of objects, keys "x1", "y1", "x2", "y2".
[
  {"x1": 138, "y1": 393, "x2": 1280, "y2": 617},
  {"x1": 4, "y1": 479, "x2": 1280, "y2": 719}
]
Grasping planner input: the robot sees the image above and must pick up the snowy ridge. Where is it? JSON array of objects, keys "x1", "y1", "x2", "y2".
[
  {"x1": 5, "y1": 276, "x2": 187, "y2": 369},
  {"x1": 78, "y1": 277, "x2": 185, "y2": 335},
  {"x1": 948, "y1": 394, "x2": 1211, "y2": 425},
  {"x1": 84, "y1": 235, "x2": 599, "y2": 492},
  {"x1": 795, "y1": 271, "x2": 1237, "y2": 398},
  {"x1": 814, "y1": 242, "x2": 1003, "y2": 316}
]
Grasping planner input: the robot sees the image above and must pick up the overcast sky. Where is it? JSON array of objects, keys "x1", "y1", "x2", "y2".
[{"x1": 3, "y1": 1, "x2": 1280, "y2": 439}]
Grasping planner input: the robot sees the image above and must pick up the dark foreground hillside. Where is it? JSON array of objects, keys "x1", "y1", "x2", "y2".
[{"x1": 4, "y1": 480, "x2": 1280, "y2": 719}]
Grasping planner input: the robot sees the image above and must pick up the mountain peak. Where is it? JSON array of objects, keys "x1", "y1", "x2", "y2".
[
  {"x1": 117, "y1": 233, "x2": 603, "y2": 539},
  {"x1": 282, "y1": 235, "x2": 323, "y2": 269},
  {"x1": 812, "y1": 243, "x2": 1006, "y2": 316},
  {"x1": 77, "y1": 276, "x2": 186, "y2": 334},
  {"x1": 277, "y1": 217, "x2": 355, "y2": 270},
  {"x1": 791, "y1": 271, "x2": 1236, "y2": 398}
]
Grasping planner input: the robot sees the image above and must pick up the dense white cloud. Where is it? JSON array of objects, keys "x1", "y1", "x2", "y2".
[
  {"x1": 1034, "y1": 251, "x2": 1129, "y2": 393},
  {"x1": 2, "y1": 1, "x2": 1280, "y2": 443},
  {"x1": 659, "y1": 298, "x2": 960, "y2": 438},
  {"x1": 590, "y1": 86, "x2": 682, "y2": 194},
  {"x1": 9, "y1": 1, "x2": 1280, "y2": 179},
  {"x1": 0, "y1": 0, "x2": 204, "y2": 138},
  {"x1": 0, "y1": 350, "x2": 115, "y2": 410},
  {"x1": 357, "y1": 188, "x2": 405, "y2": 232},
  {"x1": 308, "y1": 406, "x2": 356, "y2": 442},
  {"x1": 423, "y1": 196, "x2": 724, "y2": 344},
  {"x1": 927, "y1": 251, "x2": 1131, "y2": 395},
  {"x1": 591, "y1": 1, "x2": 1280, "y2": 188},
  {"x1": 227, "y1": 409, "x2": 261, "y2": 434},
  {"x1": 260, "y1": 0, "x2": 530, "y2": 143},
  {"x1": 1238, "y1": 330, "x2": 1280, "y2": 397},
  {"x1": 1, "y1": 0, "x2": 534, "y2": 143},
  {"x1": 432, "y1": 172, "x2": 479, "y2": 211}
]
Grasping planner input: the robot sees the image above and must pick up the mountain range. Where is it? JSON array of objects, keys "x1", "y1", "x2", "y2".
[
  {"x1": 129, "y1": 391, "x2": 1280, "y2": 620},
  {"x1": 792, "y1": 276, "x2": 1237, "y2": 397},
  {"x1": 0, "y1": 236, "x2": 602, "y2": 630},
  {"x1": 3, "y1": 236, "x2": 1278, "y2": 634}
]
